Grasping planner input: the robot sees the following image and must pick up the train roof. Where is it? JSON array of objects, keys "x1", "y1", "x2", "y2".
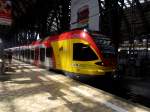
[
  {"x1": 30, "y1": 28, "x2": 107, "y2": 48},
  {"x1": 42, "y1": 29, "x2": 86, "y2": 41},
  {"x1": 31, "y1": 39, "x2": 42, "y2": 46},
  {"x1": 42, "y1": 35, "x2": 58, "y2": 47}
]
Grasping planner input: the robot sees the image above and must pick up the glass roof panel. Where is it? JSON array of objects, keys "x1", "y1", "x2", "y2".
[{"x1": 139, "y1": 0, "x2": 145, "y2": 3}]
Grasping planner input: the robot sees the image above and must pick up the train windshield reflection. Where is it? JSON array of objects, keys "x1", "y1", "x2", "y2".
[{"x1": 92, "y1": 34, "x2": 116, "y2": 58}]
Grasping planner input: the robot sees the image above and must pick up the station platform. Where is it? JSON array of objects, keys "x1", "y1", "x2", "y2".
[{"x1": 0, "y1": 60, "x2": 150, "y2": 112}]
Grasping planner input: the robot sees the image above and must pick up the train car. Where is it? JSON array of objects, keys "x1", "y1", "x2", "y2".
[
  {"x1": 33, "y1": 40, "x2": 42, "y2": 66},
  {"x1": 10, "y1": 29, "x2": 117, "y2": 79},
  {"x1": 20, "y1": 46, "x2": 23, "y2": 61},
  {"x1": 23, "y1": 45, "x2": 29, "y2": 62},
  {"x1": 40, "y1": 36, "x2": 57, "y2": 69},
  {"x1": 16, "y1": 47, "x2": 20, "y2": 60},
  {"x1": 40, "y1": 29, "x2": 117, "y2": 78},
  {"x1": 29, "y1": 41, "x2": 36, "y2": 64}
]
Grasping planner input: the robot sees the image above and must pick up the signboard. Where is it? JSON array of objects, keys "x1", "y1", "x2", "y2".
[
  {"x1": 71, "y1": 0, "x2": 100, "y2": 31},
  {"x1": 77, "y1": 5, "x2": 89, "y2": 28},
  {"x1": 0, "y1": 0, "x2": 12, "y2": 25}
]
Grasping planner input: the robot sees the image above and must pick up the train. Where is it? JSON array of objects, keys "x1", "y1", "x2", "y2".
[{"x1": 6, "y1": 29, "x2": 117, "y2": 79}]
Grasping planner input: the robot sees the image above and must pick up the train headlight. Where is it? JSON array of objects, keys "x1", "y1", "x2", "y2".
[
  {"x1": 95, "y1": 61, "x2": 104, "y2": 66},
  {"x1": 97, "y1": 69, "x2": 102, "y2": 72},
  {"x1": 83, "y1": 29, "x2": 87, "y2": 32},
  {"x1": 72, "y1": 63, "x2": 80, "y2": 67},
  {"x1": 82, "y1": 32, "x2": 86, "y2": 38}
]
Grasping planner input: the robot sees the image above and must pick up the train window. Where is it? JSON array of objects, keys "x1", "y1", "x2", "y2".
[
  {"x1": 92, "y1": 35, "x2": 116, "y2": 54},
  {"x1": 24, "y1": 50, "x2": 26, "y2": 58},
  {"x1": 73, "y1": 43, "x2": 98, "y2": 61},
  {"x1": 31, "y1": 50, "x2": 34, "y2": 59},
  {"x1": 24, "y1": 50, "x2": 27, "y2": 58},
  {"x1": 46, "y1": 47, "x2": 52, "y2": 57},
  {"x1": 40, "y1": 48, "x2": 45, "y2": 62},
  {"x1": 27, "y1": 49, "x2": 30, "y2": 59},
  {"x1": 22, "y1": 50, "x2": 25, "y2": 58},
  {"x1": 21, "y1": 50, "x2": 23, "y2": 56},
  {"x1": 35, "y1": 48, "x2": 39, "y2": 60}
]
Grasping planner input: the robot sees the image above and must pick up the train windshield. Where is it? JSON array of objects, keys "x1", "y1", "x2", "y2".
[
  {"x1": 73, "y1": 43, "x2": 98, "y2": 61},
  {"x1": 91, "y1": 34, "x2": 116, "y2": 58}
]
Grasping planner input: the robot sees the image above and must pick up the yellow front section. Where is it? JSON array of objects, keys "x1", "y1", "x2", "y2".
[
  {"x1": 51, "y1": 39, "x2": 71, "y2": 71},
  {"x1": 72, "y1": 60, "x2": 116, "y2": 76},
  {"x1": 51, "y1": 38, "x2": 116, "y2": 76}
]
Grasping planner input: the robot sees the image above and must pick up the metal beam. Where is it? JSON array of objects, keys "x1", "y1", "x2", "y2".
[{"x1": 134, "y1": 0, "x2": 150, "y2": 33}]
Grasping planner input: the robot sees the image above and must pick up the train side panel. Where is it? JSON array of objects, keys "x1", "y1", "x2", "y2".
[{"x1": 51, "y1": 39, "x2": 72, "y2": 71}]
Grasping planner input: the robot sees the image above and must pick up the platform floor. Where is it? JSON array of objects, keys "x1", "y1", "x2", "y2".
[{"x1": 0, "y1": 60, "x2": 150, "y2": 112}]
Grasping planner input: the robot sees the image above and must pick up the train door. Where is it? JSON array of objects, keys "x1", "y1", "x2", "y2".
[
  {"x1": 23, "y1": 49, "x2": 25, "y2": 62},
  {"x1": 34, "y1": 47, "x2": 40, "y2": 65},
  {"x1": 27, "y1": 49, "x2": 30, "y2": 63},
  {"x1": 65, "y1": 40, "x2": 71, "y2": 71},
  {"x1": 59, "y1": 40, "x2": 69, "y2": 71},
  {"x1": 24, "y1": 48, "x2": 28, "y2": 62},
  {"x1": 45, "y1": 47, "x2": 54, "y2": 69},
  {"x1": 52, "y1": 40, "x2": 71, "y2": 71},
  {"x1": 40, "y1": 47, "x2": 46, "y2": 67},
  {"x1": 30, "y1": 48, "x2": 35, "y2": 64},
  {"x1": 52, "y1": 41, "x2": 61, "y2": 69},
  {"x1": 21, "y1": 48, "x2": 24, "y2": 61}
]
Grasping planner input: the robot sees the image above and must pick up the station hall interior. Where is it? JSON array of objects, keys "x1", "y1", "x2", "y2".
[{"x1": 0, "y1": 0, "x2": 150, "y2": 112}]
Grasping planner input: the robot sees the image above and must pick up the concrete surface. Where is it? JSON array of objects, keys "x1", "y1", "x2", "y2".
[{"x1": 0, "y1": 60, "x2": 150, "y2": 112}]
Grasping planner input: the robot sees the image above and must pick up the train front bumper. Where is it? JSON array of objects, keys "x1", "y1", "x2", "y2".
[
  {"x1": 67, "y1": 68, "x2": 117, "y2": 80},
  {"x1": 72, "y1": 66, "x2": 116, "y2": 76}
]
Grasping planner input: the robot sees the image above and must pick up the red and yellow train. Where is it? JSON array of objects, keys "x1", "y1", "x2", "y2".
[{"x1": 8, "y1": 29, "x2": 117, "y2": 78}]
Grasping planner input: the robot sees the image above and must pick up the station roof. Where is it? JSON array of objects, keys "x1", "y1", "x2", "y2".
[{"x1": 0, "y1": 0, "x2": 150, "y2": 47}]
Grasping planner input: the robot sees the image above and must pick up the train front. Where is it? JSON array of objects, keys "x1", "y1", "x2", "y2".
[
  {"x1": 70, "y1": 29, "x2": 117, "y2": 79},
  {"x1": 89, "y1": 32, "x2": 117, "y2": 78}
]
